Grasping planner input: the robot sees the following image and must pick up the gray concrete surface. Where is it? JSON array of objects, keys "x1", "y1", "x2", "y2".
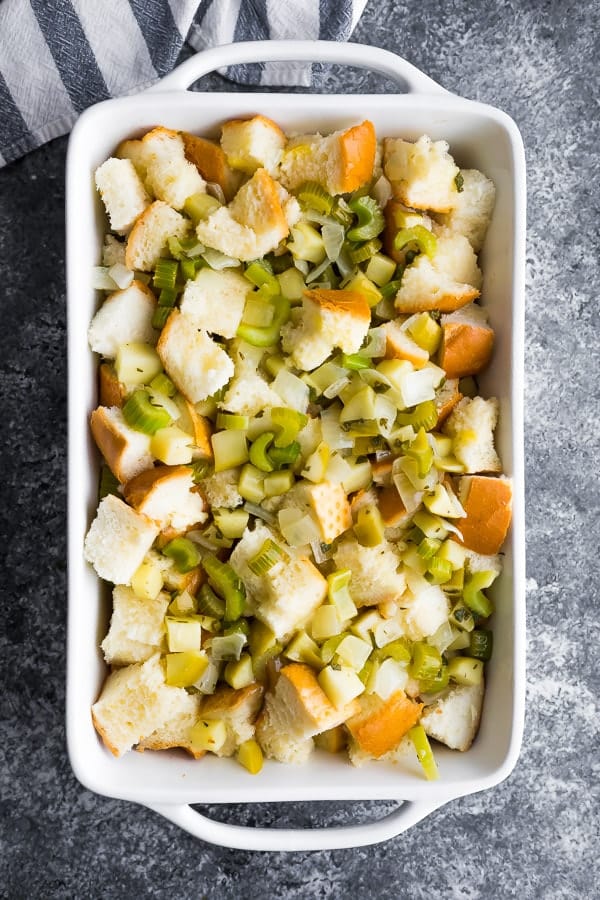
[{"x1": 1, "y1": 0, "x2": 598, "y2": 896}]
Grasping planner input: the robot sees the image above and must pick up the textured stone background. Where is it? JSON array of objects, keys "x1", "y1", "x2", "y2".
[{"x1": 1, "y1": 1, "x2": 599, "y2": 897}]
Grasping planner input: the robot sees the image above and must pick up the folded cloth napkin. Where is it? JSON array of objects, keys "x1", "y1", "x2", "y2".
[{"x1": 0, "y1": 0, "x2": 367, "y2": 168}]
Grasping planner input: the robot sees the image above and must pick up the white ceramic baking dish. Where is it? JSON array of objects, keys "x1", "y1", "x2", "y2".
[{"x1": 66, "y1": 40, "x2": 526, "y2": 852}]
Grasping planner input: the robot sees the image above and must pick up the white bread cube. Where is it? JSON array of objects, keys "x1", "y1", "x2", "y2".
[
  {"x1": 156, "y1": 309, "x2": 234, "y2": 403},
  {"x1": 383, "y1": 135, "x2": 460, "y2": 212},
  {"x1": 180, "y1": 268, "x2": 249, "y2": 339},
  {"x1": 136, "y1": 692, "x2": 204, "y2": 758},
  {"x1": 95, "y1": 157, "x2": 150, "y2": 235},
  {"x1": 102, "y1": 234, "x2": 127, "y2": 267},
  {"x1": 437, "y1": 169, "x2": 496, "y2": 252},
  {"x1": 119, "y1": 127, "x2": 206, "y2": 210},
  {"x1": 123, "y1": 465, "x2": 207, "y2": 531},
  {"x1": 278, "y1": 121, "x2": 376, "y2": 195},
  {"x1": 90, "y1": 406, "x2": 153, "y2": 484},
  {"x1": 229, "y1": 524, "x2": 327, "y2": 640},
  {"x1": 200, "y1": 468, "x2": 243, "y2": 509},
  {"x1": 101, "y1": 586, "x2": 169, "y2": 666},
  {"x1": 220, "y1": 115, "x2": 286, "y2": 175},
  {"x1": 443, "y1": 396, "x2": 501, "y2": 473},
  {"x1": 333, "y1": 538, "x2": 406, "y2": 607},
  {"x1": 84, "y1": 494, "x2": 159, "y2": 585},
  {"x1": 88, "y1": 281, "x2": 157, "y2": 359},
  {"x1": 125, "y1": 201, "x2": 190, "y2": 272},
  {"x1": 200, "y1": 683, "x2": 264, "y2": 757},
  {"x1": 91, "y1": 653, "x2": 193, "y2": 757},
  {"x1": 420, "y1": 680, "x2": 485, "y2": 751},
  {"x1": 256, "y1": 664, "x2": 360, "y2": 764},
  {"x1": 400, "y1": 583, "x2": 449, "y2": 641},
  {"x1": 281, "y1": 289, "x2": 371, "y2": 371},
  {"x1": 219, "y1": 340, "x2": 280, "y2": 417},
  {"x1": 195, "y1": 168, "x2": 291, "y2": 262},
  {"x1": 394, "y1": 229, "x2": 482, "y2": 315}
]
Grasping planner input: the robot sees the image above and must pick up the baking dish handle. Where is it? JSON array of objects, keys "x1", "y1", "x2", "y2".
[
  {"x1": 147, "y1": 797, "x2": 447, "y2": 851},
  {"x1": 147, "y1": 40, "x2": 447, "y2": 96}
]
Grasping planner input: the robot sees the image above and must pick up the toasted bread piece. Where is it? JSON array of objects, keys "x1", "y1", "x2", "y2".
[
  {"x1": 101, "y1": 586, "x2": 169, "y2": 666},
  {"x1": 281, "y1": 289, "x2": 371, "y2": 371},
  {"x1": 439, "y1": 305, "x2": 494, "y2": 379},
  {"x1": 436, "y1": 169, "x2": 495, "y2": 252},
  {"x1": 434, "y1": 378, "x2": 462, "y2": 425},
  {"x1": 179, "y1": 267, "x2": 249, "y2": 340},
  {"x1": 384, "y1": 320, "x2": 429, "y2": 367},
  {"x1": 175, "y1": 399, "x2": 213, "y2": 459},
  {"x1": 456, "y1": 475, "x2": 512, "y2": 555},
  {"x1": 229, "y1": 523, "x2": 327, "y2": 640},
  {"x1": 90, "y1": 406, "x2": 153, "y2": 484},
  {"x1": 123, "y1": 465, "x2": 207, "y2": 531},
  {"x1": 99, "y1": 363, "x2": 126, "y2": 408},
  {"x1": 156, "y1": 309, "x2": 234, "y2": 404},
  {"x1": 84, "y1": 494, "x2": 159, "y2": 585},
  {"x1": 181, "y1": 132, "x2": 240, "y2": 200},
  {"x1": 125, "y1": 201, "x2": 190, "y2": 272},
  {"x1": 139, "y1": 126, "x2": 206, "y2": 210},
  {"x1": 421, "y1": 680, "x2": 484, "y2": 751},
  {"x1": 200, "y1": 683, "x2": 264, "y2": 757},
  {"x1": 346, "y1": 690, "x2": 423, "y2": 759},
  {"x1": 195, "y1": 168, "x2": 292, "y2": 261},
  {"x1": 383, "y1": 135, "x2": 459, "y2": 212},
  {"x1": 333, "y1": 538, "x2": 405, "y2": 607},
  {"x1": 256, "y1": 663, "x2": 360, "y2": 763},
  {"x1": 443, "y1": 396, "x2": 501, "y2": 473},
  {"x1": 220, "y1": 115, "x2": 286, "y2": 175},
  {"x1": 95, "y1": 157, "x2": 150, "y2": 235},
  {"x1": 378, "y1": 484, "x2": 410, "y2": 528},
  {"x1": 279, "y1": 120, "x2": 376, "y2": 195},
  {"x1": 136, "y1": 691, "x2": 204, "y2": 758},
  {"x1": 382, "y1": 199, "x2": 431, "y2": 263},
  {"x1": 88, "y1": 280, "x2": 157, "y2": 359},
  {"x1": 91, "y1": 653, "x2": 192, "y2": 757}
]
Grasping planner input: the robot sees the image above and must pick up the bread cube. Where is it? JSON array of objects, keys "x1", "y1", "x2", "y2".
[
  {"x1": 218, "y1": 340, "x2": 280, "y2": 417},
  {"x1": 181, "y1": 132, "x2": 241, "y2": 201},
  {"x1": 400, "y1": 582, "x2": 449, "y2": 641},
  {"x1": 126, "y1": 127, "x2": 206, "y2": 210},
  {"x1": 279, "y1": 120, "x2": 376, "y2": 195},
  {"x1": 333, "y1": 538, "x2": 406, "y2": 607},
  {"x1": 443, "y1": 396, "x2": 502, "y2": 473},
  {"x1": 123, "y1": 465, "x2": 207, "y2": 531},
  {"x1": 457, "y1": 475, "x2": 513, "y2": 555},
  {"x1": 200, "y1": 683, "x2": 264, "y2": 757},
  {"x1": 200, "y1": 468, "x2": 243, "y2": 510},
  {"x1": 420, "y1": 680, "x2": 485, "y2": 751},
  {"x1": 156, "y1": 309, "x2": 234, "y2": 403},
  {"x1": 438, "y1": 304, "x2": 494, "y2": 379},
  {"x1": 346, "y1": 690, "x2": 423, "y2": 761},
  {"x1": 101, "y1": 586, "x2": 169, "y2": 666},
  {"x1": 136, "y1": 691, "x2": 204, "y2": 758},
  {"x1": 383, "y1": 135, "x2": 460, "y2": 212},
  {"x1": 95, "y1": 157, "x2": 150, "y2": 235},
  {"x1": 90, "y1": 406, "x2": 153, "y2": 484},
  {"x1": 220, "y1": 115, "x2": 286, "y2": 175},
  {"x1": 281, "y1": 289, "x2": 371, "y2": 371},
  {"x1": 125, "y1": 201, "x2": 190, "y2": 271},
  {"x1": 434, "y1": 378, "x2": 462, "y2": 425},
  {"x1": 88, "y1": 281, "x2": 157, "y2": 359},
  {"x1": 84, "y1": 494, "x2": 159, "y2": 585},
  {"x1": 437, "y1": 169, "x2": 496, "y2": 252},
  {"x1": 180, "y1": 268, "x2": 249, "y2": 339}
]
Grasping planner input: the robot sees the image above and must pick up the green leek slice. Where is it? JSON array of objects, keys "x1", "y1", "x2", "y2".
[
  {"x1": 162, "y1": 537, "x2": 202, "y2": 573},
  {"x1": 202, "y1": 554, "x2": 246, "y2": 622},
  {"x1": 296, "y1": 181, "x2": 334, "y2": 215},
  {"x1": 248, "y1": 538, "x2": 289, "y2": 575}
]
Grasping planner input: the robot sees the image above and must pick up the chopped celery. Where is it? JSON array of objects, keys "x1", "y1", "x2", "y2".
[
  {"x1": 327, "y1": 569, "x2": 357, "y2": 621},
  {"x1": 408, "y1": 725, "x2": 439, "y2": 781},
  {"x1": 463, "y1": 571, "x2": 497, "y2": 618},
  {"x1": 353, "y1": 505, "x2": 385, "y2": 547},
  {"x1": 320, "y1": 634, "x2": 347, "y2": 665},
  {"x1": 98, "y1": 465, "x2": 119, "y2": 501},
  {"x1": 244, "y1": 261, "x2": 280, "y2": 296},
  {"x1": 149, "y1": 372, "x2": 176, "y2": 397},
  {"x1": 152, "y1": 306, "x2": 172, "y2": 329},
  {"x1": 276, "y1": 267, "x2": 306, "y2": 301},
  {"x1": 165, "y1": 650, "x2": 209, "y2": 687},
  {"x1": 157, "y1": 287, "x2": 178, "y2": 308},
  {"x1": 224, "y1": 653, "x2": 255, "y2": 690},
  {"x1": 449, "y1": 601, "x2": 476, "y2": 633},
  {"x1": 122, "y1": 389, "x2": 172, "y2": 434},
  {"x1": 350, "y1": 237, "x2": 382, "y2": 264},
  {"x1": 248, "y1": 538, "x2": 289, "y2": 575},
  {"x1": 409, "y1": 642, "x2": 442, "y2": 680},
  {"x1": 216, "y1": 412, "x2": 250, "y2": 431},
  {"x1": 202, "y1": 554, "x2": 246, "y2": 622},
  {"x1": 427, "y1": 555, "x2": 454, "y2": 584},
  {"x1": 243, "y1": 296, "x2": 276, "y2": 327},
  {"x1": 393, "y1": 225, "x2": 437, "y2": 259},
  {"x1": 237, "y1": 295, "x2": 291, "y2": 347},
  {"x1": 211, "y1": 429, "x2": 249, "y2": 472},
  {"x1": 296, "y1": 181, "x2": 334, "y2": 215},
  {"x1": 184, "y1": 192, "x2": 221, "y2": 223},
  {"x1": 153, "y1": 258, "x2": 179, "y2": 291},
  {"x1": 347, "y1": 196, "x2": 385, "y2": 242},
  {"x1": 469, "y1": 629, "x2": 493, "y2": 661},
  {"x1": 197, "y1": 584, "x2": 226, "y2": 618},
  {"x1": 162, "y1": 537, "x2": 202, "y2": 573},
  {"x1": 249, "y1": 431, "x2": 275, "y2": 473},
  {"x1": 373, "y1": 637, "x2": 411, "y2": 664},
  {"x1": 419, "y1": 664, "x2": 450, "y2": 695},
  {"x1": 212, "y1": 508, "x2": 249, "y2": 540},
  {"x1": 268, "y1": 441, "x2": 301, "y2": 469},
  {"x1": 270, "y1": 407, "x2": 308, "y2": 447},
  {"x1": 404, "y1": 427, "x2": 434, "y2": 478},
  {"x1": 417, "y1": 537, "x2": 442, "y2": 560},
  {"x1": 236, "y1": 739, "x2": 264, "y2": 774},
  {"x1": 447, "y1": 656, "x2": 484, "y2": 686},
  {"x1": 340, "y1": 353, "x2": 370, "y2": 371}
]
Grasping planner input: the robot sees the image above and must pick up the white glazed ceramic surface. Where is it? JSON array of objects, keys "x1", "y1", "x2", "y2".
[{"x1": 66, "y1": 41, "x2": 526, "y2": 852}]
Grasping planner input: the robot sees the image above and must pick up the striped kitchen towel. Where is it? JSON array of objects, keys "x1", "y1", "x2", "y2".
[{"x1": 0, "y1": 0, "x2": 368, "y2": 168}]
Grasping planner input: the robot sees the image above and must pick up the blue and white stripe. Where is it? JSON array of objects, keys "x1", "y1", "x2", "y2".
[{"x1": 0, "y1": 0, "x2": 367, "y2": 168}]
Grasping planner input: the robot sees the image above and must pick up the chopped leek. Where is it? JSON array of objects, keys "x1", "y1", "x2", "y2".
[
  {"x1": 249, "y1": 431, "x2": 275, "y2": 473},
  {"x1": 122, "y1": 389, "x2": 172, "y2": 434},
  {"x1": 202, "y1": 554, "x2": 246, "y2": 622},
  {"x1": 296, "y1": 181, "x2": 334, "y2": 215},
  {"x1": 153, "y1": 258, "x2": 179, "y2": 291},
  {"x1": 162, "y1": 537, "x2": 202, "y2": 573},
  {"x1": 248, "y1": 538, "x2": 289, "y2": 575}
]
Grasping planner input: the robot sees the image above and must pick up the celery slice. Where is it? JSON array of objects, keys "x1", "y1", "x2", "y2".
[
  {"x1": 296, "y1": 181, "x2": 335, "y2": 215},
  {"x1": 162, "y1": 537, "x2": 202, "y2": 573},
  {"x1": 122, "y1": 389, "x2": 172, "y2": 434},
  {"x1": 153, "y1": 258, "x2": 179, "y2": 291},
  {"x1": 244, "y1": 261, "x2": 280, "y2": 296},
  {"x1": 249, "y1": 431, "x2": 275, "y2": 473},
  {"x1": 184, "y1": 192, "x2": 221, "y2": 224},
  {"x1": 408, "y1": 725, "x2": 439, "y2": 781},
  {"x1": 393, "y1": 225, "x2": 437, "y2": 259},
  {"x1": 409, "y1": 642, "x2": 442, "y2": 680},
  {"x1": 350, "y1": 237, "x2": 382, "y2": 264},
  {"x1": 469, "y1": 629, "x2": 493, "y2": 661},
  {"x1": 216, "y1": 412, "x2": 250, "y2": 431},
  {"x1": 270, "y1": 407, "x2": 308, "y2": 447},
  {"x1": 202, "y1": 554, "x2": 246, "y2": 622},
  {"x1": 197, "y1": 584, "x2": 226, "y2": 619},
  {"x1": 248, "y1": 538, "x2": 289, "y2": 575},
  {"x1": 347, "y1": 196, "x2": 385, "y2": 242}
]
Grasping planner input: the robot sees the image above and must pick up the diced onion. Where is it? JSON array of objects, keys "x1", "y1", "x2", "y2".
[
  {"x1": 243, "y1": 501, "x2": 276, "y2": 526},
  {"x1": 311, "y1": 539, "x2": 334, "y2": 564},
  {"x1": 91, "y1": 266, "x2": 117, "y2": 290},
  {"x1": 321, "y1": 221, "x2": 345, "y2": 261},
  {"x1": 361, "y1": 326, "x2": 388, "y2": 358},
  {"x1": 202, "y1": 248, "x2": 240, "y2": 269},
  {"x1": 323, "y1": 376, "x2": 351, "y2": 400},
  {"x1": 108, "y1": 263, "x2": 134, "y2": 290},
  {"x1": 306, "y1": 256, "x2": 333, "y2": 283},
  {"x1": 206, "y1": 182, "x2": 226, "y2": 205},
  {"x1": 278, "y1": 508, "x2": 320, "y2": 547},
  {"x1": 294, "y1": 258, "x2": 310, "y2": 276},
  {"x1": 272, "y1": 369, "x2": 310, "y2": 413},
  {"x1": 372, "y1": 175, "x2": 393, "y2": 208}
]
